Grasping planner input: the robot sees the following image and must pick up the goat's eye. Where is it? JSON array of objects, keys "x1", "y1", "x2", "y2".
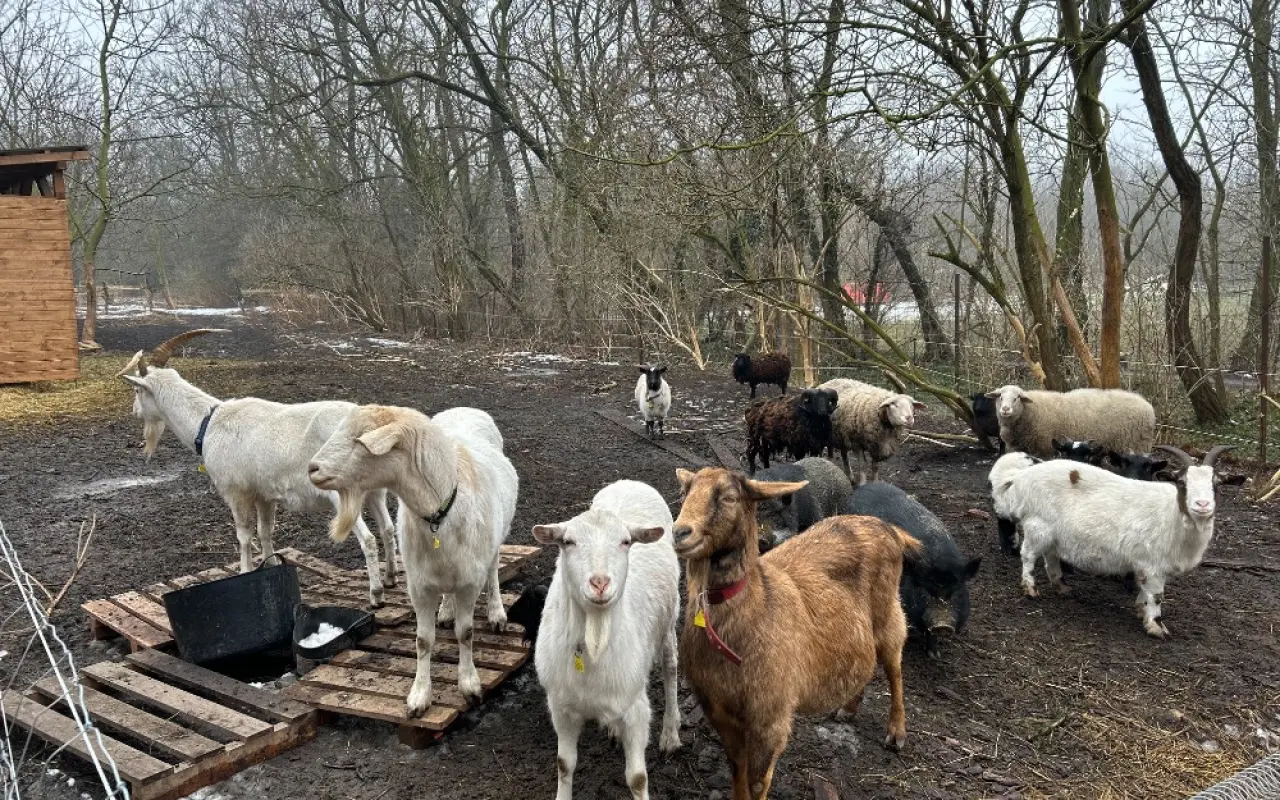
[{"x1": 621, "y1": 539, "x2": 632, "y2": 548}]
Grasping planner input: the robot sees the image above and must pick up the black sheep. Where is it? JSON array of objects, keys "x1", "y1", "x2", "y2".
[
  {"x1": 744, "y1": 388, "x2": 838, "y2": 472},
  {"x1": 506, "y1": 583, "x2": 549, "y2": 646}
]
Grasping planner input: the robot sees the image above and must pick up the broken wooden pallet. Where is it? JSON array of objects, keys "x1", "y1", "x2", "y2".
[
  {"x1": 284, "y1": 603, "x2": 530, "y2": 749},
  {"x1": 3, "y1": 649, "x2": 316, "y2": 800},
  {"x1": 81, "y1": 544, "x2": 541, "y2": 652},
  {"x1": 594, "y1": 407, "x2": 711, "y2": 466}
]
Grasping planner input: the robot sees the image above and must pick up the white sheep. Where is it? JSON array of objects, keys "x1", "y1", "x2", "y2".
[
  {"x1": 117, "y1": 332, "x2": 395, "y2": 607},
  {"x1": 993, "y1": 445, "x2": 1231, "y2": 637},
  {"x1": 818, "y1": 378, "x2": 925, "y2": 483},
  {"x1": 307, "y1": 404, "x2": 517, "y2": 714},
  {"x1": 532, "y1": 480, "x2": 681, "y2": 800},
  {"x1": 634, "y1": 365, "x2": 671, "y2": 439},
  {"x1": 985, "y1": 385, "x2": 1156, "y2": 459}
]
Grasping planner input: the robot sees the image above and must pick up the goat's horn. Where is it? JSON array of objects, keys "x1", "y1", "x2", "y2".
[
  {"x1": 1202, "y1": 445, "x2": 1234, "y2": 468},
  {"x1": 115, "y1": 350, "x2": 148, "y2": 378},
  {"x1": 1152, "y1": 445, "x2": 1196, "y2": 469},
  {"x1": 150, "y1": 328, "x2": 228, "y2": 367}
]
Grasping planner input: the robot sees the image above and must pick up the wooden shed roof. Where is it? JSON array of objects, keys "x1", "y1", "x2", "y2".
[{"x1": 0, "y1": 146, "x2": 91, "y2": 170}]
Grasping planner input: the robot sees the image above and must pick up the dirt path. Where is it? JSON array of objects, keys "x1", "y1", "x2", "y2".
[{"x1": 2, "y1": 315, "x2": 1277, "y2": 799}]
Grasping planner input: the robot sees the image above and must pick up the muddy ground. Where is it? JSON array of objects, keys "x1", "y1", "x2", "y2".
[{"x1": 2, "y1": 314, "x2": 1278, "y2": 800}]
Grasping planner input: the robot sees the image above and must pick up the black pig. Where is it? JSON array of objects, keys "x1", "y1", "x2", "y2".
[{"x1": 844, "y1": 482, "x2": 980, "y2": 658}]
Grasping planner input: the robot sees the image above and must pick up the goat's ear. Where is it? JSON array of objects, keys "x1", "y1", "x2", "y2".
[
  {"x1": 964, "y1": 556, "x2": 982, "y2": 580},
  {"x1": 743, "y1": 479, "x2": 808, "y2": 501},
  {"x1": 629, "y1": 525, "x2": 665, "y2": 544},
  {"x1": 531, "y1": 524, "x2": 567, "y2": 545},
  {"x1": 984, "y1": 391, "x2": 1000, "y2": 400},
  {"x1": 675, "y1": 468, "x2": 697, "y2": 492},
  {"x1": 357, "y1": 423, "x2": 403, "y2": 456}
]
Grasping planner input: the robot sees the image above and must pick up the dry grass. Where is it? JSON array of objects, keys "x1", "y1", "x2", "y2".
[{"x1": 0, "y1": 354, "x2": 263, "y2": 424}]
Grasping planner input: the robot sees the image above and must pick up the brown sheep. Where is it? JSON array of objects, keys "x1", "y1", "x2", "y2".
[
  {"x1": 732, "y1": 352, "x2": 791, "y2": 398},
  {"x1": 744, "y1": 388, "x2": 838, "y2": 472},
  {"x1": 671, "y1": 467, "x2": 920, "y2": 800}
]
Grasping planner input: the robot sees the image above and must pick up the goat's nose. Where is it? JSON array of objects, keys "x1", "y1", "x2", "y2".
[
  {"x1": 307, "y1": 462, "x2": 320, "y2": 475},
  {"x1": 588, "y1": 575, "x2": 611, "y2": 596},
  {"x1": 672, "y1": 524, "x2": 692, "y2": 544}
]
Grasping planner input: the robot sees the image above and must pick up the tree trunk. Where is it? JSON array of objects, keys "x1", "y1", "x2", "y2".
[
  {"x1": 1232, "y1": 0, "x2": 1280, "y2": 369},
  {"x1": 1053, "y1": 94, "x2": 1091, "y2": 362},
  {"x1": 1061, "y1": 0, "x2": 1123, "y2": 388},
  {"x1": 1125, "y1": 0, "x2": 1229, "y2": 424}
]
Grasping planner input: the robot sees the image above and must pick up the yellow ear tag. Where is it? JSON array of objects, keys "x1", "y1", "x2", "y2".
[
  {"x1": 197, "y1": 463, "x2": 206, "y2": 473},
  {"x1": 693, "y1": 609, "x2": 706, "y2": 628},
  {"x1": 574, "y1": 653, "x2": 585, "y2": 672},
  {"x1": 433, "y1": 536, "x2": 441, "y2": 549}
]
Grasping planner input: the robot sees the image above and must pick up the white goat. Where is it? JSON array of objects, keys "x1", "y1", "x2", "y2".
[
  {"x1": 308, "y1": 404, "x2": 517, "y2": 715},
  {"x1": 532, "y1": 480, "x2": 681, "y2": 800},
  {"x1": 996, "y1": 444, "x2": 1231, "y2": 637},
  {"x1": 117, "y1": 332, "x2": 395, "y2": 606},
  {"x1": 634, "y1": 365, "x2": 671, "y2": 439}
]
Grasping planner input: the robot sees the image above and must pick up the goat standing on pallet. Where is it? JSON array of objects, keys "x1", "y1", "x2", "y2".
[
  {"x1": 308, "y1": 404, "x2": 517, "y2": 716},
  {"x1": 118, "y1": 330, "x2": 396, "y2": 608},
  {"x1": 671, "y1": 467, "x2": 920, "y2": 800}
]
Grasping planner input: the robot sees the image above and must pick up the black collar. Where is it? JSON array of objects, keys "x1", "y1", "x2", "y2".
[
  {"x1": 194, "y1": 405, "x2": 219, "y2": 456},
  {"x1": 422, "y1": 486, "x2": 459, "y2": 531}
]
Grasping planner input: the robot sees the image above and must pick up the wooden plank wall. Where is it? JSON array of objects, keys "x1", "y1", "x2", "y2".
[{"x1": 0, "y1": 195, "x2": 79, "y2": 383}]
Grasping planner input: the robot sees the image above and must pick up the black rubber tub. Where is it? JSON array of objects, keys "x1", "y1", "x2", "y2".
[
  {"x1": 162, "y1": 555, "x2": 301, "y2": 665},
  {"x1": 292, "y1": 604, "x2": 376, "y2": 661}
]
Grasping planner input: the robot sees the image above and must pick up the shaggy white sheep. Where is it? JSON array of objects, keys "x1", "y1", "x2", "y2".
[
  {"x1": 818, "y1": 378, "x2": 925, "y2": 483},
  {"x1": 985, "y1": 385, "x2": 1156, "y2": 459},
  {"x1": 532, "y1": 479, "x2": 681, "y2": 800}
]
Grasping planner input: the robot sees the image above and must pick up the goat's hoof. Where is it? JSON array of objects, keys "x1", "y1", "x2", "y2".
[
  {"x1": 1021, "y1": 583, "x2": 1039, "y2": 598},
  {"x1": 405, "y1": 701, "x2": 428, "y2": 719},
  {"x1": 384, "y1": 572, "x2": 397, "y2": 588},
  {"x1": 1054, "y1": 582, "x2": 1072, "y2": 596},
  {"x1": 659, "y1": 727, "x2": 681, "y2": 753},
  {"x1": 1145, "y1": 620, "x2": 1170, "y2": 638},
  {"x1": 488, "y1": 617, "x2": 507, "y2": 633},
  {"x1": 882, "y1": 730, "x2": 905, "y2": 751}
]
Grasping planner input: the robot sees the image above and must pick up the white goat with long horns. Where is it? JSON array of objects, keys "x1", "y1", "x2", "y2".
[{"x1": 117, "y1": 330, "x2": 397, "y2": 606}]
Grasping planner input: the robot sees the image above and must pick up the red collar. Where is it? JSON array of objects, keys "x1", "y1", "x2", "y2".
[{"x1": 705, "y1": 575, "x2": 748, "y2": 605}]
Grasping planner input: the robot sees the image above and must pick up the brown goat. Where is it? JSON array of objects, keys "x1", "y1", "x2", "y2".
[{"x1": 672, "y1": 467, "x2": 920, "y2": 800}]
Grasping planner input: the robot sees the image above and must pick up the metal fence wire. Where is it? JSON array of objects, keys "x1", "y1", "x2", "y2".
[{"x1": 1190, "y1": 754, "x2": 1280, "y2": 800}]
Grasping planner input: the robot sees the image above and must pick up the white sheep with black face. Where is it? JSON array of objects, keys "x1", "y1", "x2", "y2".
[
  {"x1": 634, "y1": 365, "x2": 671, "y2": 439},
  {"x1": 117, "y1": 330, "x2": 396, "y2": 607},
  {"x1": 531, "y1": 479, "x2": 681, "y2": 800},
  {"x1": 307, "y1": 404, "x2": 517, "y2": 716},
  {"x1": 993, "y1": 444, "x2": 1231, "y2": 638}
]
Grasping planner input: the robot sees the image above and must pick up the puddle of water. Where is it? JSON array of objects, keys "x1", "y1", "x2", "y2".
[{"x1": 54, "y1": 472, "x2": 183, "y2": 500}]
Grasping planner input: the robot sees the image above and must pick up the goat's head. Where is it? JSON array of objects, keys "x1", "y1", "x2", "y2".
[
  {"x1": 309, "y1": 405, "x2": 453, "y2": 542},
  {"x1": 799, "y1": 387, "x2": 838, "y2": 418},
  {"x1": 986, "y1": 385, "x2": 1029, "y2": 423},
  {"x1": 880, "y1": 393, "x2": 925, "y2": 429},
  {"x1": 1153, "y1": 444, "x2": 1233, "y2": 520},
  {"x1": 672, "y1": 467, "x2": 806, "y2": 575},
  {"x1": 117, "y1": 329, "x2": 225, "y2": 457},
  {"x1": 638, "y1": 364, "x2": 667, "y2": 393},
  {"x1": 1052, "y1": 437, "x2": 1105, "y2": 466},
  {"x1": 533, "y1": 507, "x2": 665, "y2": 611}
]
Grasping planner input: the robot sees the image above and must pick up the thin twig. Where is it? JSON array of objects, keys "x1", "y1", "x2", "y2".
[{"x1": 46, "y1": 516, "x2": 96, "y2": 615}]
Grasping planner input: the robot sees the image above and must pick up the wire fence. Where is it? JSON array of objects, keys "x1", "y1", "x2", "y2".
[
  {"x1": 1190, "y1": 754, "x2": 1280, "y2": 800},
  {"x1": 0, "y1": 518, "x2": 128, "y2": 800}
]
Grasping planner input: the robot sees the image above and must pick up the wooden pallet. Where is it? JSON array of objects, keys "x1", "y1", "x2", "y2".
[
  {"x1": 81, "y1": 544, "x2": 541, "y2": 652},
  {"x1": 284, "y1": 597, "x2": 531, "y2": 748},
  {"x1": 2, "y1": 650, "x2": 316, "y2": 800}
]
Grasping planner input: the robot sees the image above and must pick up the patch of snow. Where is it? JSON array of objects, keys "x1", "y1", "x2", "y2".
[
  {"x1": 249, "y1": 682, "x2": 266, "y2": 689},
  {"x1": 54, "y1": 471, "x2": 183, "y2": 501},
  {"x1": 365, "y1": 337, "x2": 413, "y2": 349},
  {"x1": 298, "y1": 621, "x2": 346, "y2": 648},
  {"x1": 0, "y1": 650, "x2": 7, "y2": 660},
  {"x1": 594, "y1": 360, "x2": 621, "y2": 367},
  {"x1": 526, "y1": 353, "x2": 577, "y2": 363},
  {"x1": 96, "y1": 304, "x2": 268, "y2": 320}
]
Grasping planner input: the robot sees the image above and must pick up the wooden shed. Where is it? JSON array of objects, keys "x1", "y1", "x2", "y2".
[{"x1": 0, "y1": 146, "x2": 90, "y2": 383}]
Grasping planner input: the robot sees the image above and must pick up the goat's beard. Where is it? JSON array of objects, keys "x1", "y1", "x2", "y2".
[
  {"x1": 584, "y1": 607, "x2": 612, "y2": 661},
  {"x1": 329, "y1": 488, "x2": 366, "y2": 543},
  {"x1": 142, "y1": 420, "x2": 165, "y2": 458}
]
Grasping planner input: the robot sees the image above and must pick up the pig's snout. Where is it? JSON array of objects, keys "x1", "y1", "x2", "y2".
[{"x1": 925, "y1": 601, "x2": 955, "y2": 634}]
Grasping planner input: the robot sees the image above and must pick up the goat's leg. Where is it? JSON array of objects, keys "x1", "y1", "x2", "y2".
[
  {"x1": 620, "y1": 696, "x2": 652, "y2": 800},
  {"x1": 1137, "y1": 573, "x2": 1170, "y2": 638},
  {"x1": 483, "y1": 551, "x2": 506, "y2": 631},
  {"x1": 1018, "y1": 523, "x2": 1045, "y2": 598},
  {"x1": 228, "y1": 496, "x2": 256, "y2": 573},
  {"x1": 366, "y1": 489, "x2": 396, "y2": 587},
  {"x1": 406, "y1": 588, "x2": 442, "y2": 717},
  {"x1": 1043, "y1": 550, "x2": 1069, "y2": 595},
  {"x1": 745, "y1": 726, "x2": 790, "y2": 800},
  {"x1": 549, "y1": 705, "x2": 583, "y2": 800},
  {"x1": 453, "y1": 584, "x2": 484, "y2": 701},
  {"x1": 254, "y1": 500, "x2": 276, "y2": 566},
  {"x1": 657, "y1": 625, "x2": 681, "y2": 752},
  {"x1": 878, "y1": 631, "x2": 909, "y2": 750},
  {"x1": 350, "y1": 518, "x2": 386, "y2": 608},
  {"x1": 868, "y1": 456, "x2": 880, "y2": 483}
]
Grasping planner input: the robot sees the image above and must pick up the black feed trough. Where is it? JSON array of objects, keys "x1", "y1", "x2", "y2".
[
  {"x1": 162, "y1": 556, "x2": 301, "y2": 665},
  {"x1": 293, "y1": 604, "x2": 376, "y2": 661}
]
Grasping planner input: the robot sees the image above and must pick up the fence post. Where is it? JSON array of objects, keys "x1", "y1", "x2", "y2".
[
  {"x1": 1262, "y1": 236, "x2": 1272, "y2": 466},
  {"x1": 953, "y1": 273, "x2": 961, "y2": 388}
]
